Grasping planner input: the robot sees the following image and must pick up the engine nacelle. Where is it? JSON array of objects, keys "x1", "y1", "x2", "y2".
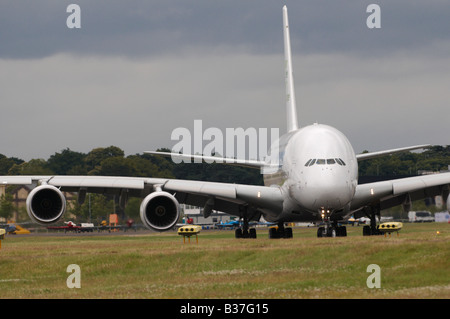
[
  {"x1": 140, "y1": 192, "x2": 180, "y2": 231},
  {"x1": 26, "y1": 185, "x2": 66, "y2": 225}
]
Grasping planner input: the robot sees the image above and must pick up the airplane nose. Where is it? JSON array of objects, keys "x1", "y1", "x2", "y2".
[
  {"x1": 312, "y1": 186, "x2": 345, "y2": 209},
  {"x1": 292, "y1": 171, "x2": 354, "y2": 212}
]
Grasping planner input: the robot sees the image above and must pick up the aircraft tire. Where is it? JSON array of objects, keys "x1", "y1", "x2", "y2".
[
  {"x1": 336, "y1": 226, "x2": 347, "y2": 237},
  {"x1": 326, "y1": 227, "x2": 336, "y2": 237},
  {"x1": 317, "y1": 227, "x2": 325, "y2": 237},
  {"x1": 284, "y1": 227, "x2": 293, "y2": 238},
  {"x1": 269, "y1": 227, "x2": 278, "y2": 239}
]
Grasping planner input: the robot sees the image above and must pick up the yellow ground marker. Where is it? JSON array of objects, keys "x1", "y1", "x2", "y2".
[
  {"x1": 178, "y1": 225, "x2": 202, "y2": 244},
  {"x1": 378, "y1": 222, "x2": 403, "y2": 237}
]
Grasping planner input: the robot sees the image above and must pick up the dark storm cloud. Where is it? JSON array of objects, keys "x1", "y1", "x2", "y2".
[
  {"x1": 0, "y1": 0, "x2": 279, "y2": 59},
  {"x1": 1, "y1": 1, "x2": 450, "y2": 59},
  {"x1": 0, "y1": 1, "x2": 449, "y2": 160}
]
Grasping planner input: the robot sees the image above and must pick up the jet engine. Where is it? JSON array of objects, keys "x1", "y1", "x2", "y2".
[
  {"x1": 140, "y1": 192, "x2": 180, "y2": 231},
  {"x1": 26, "y1": 185, "x2": 66, "y2": 225}
]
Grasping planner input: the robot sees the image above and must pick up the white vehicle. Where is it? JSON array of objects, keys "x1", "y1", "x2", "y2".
[
  {"x1": 435, "y1": 212, "x2": 450, "y2": 223},
  {"x1": 0, "y1": 6, "x2": 449, "y2": 238},
  {"x1": 408, "y1": 211, "x2": 434, "y2": 223},
  {"x1": 80, "y1": 223, "x2": 95, "y2": 232}
]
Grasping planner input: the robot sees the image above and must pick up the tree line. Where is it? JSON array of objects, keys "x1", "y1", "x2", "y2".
[
  {"x1": 0, "y1": 146, "x2": 263, "y2": 223},
  {"x1": 358, "y1": 145, "x2": 450, "y2": 177},
  {"x1": 1, "y1": 145, "x2": 447, "y2": 179},
  {"x1": 0, "y1": 145, "x2": 448, "y2": 223}
]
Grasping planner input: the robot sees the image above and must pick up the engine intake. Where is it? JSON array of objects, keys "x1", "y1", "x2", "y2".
[
  {"x1": 26, "y1": 185, "x2": 66, "y2": 225},
  {"x1": 140, "y1": 192, "x2": 180, "y2": 231}
]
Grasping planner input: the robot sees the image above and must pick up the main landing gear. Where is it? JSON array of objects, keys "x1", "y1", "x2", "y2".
[
  {"x1": 362, "y1": 206, "x2": 382, "y2": 236},
  {"x1": 234, "y1": 216, "x2": 257, "y2": 239},
  {"x1": 235, "y1": 227, "x2": 257, "y2": 239},
  {"x1": 268, "y1": 223, "x2": 293, "y2": 239},
  {"x1": 234, "y1": 216, "x2": 293, "y2": 239}
]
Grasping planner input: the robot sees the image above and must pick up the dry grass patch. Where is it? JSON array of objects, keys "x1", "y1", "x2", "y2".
[{"x1": 0, "y1": 223, "x2": 448, "y2": 298}]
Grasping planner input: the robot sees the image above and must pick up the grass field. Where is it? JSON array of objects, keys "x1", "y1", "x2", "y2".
[{"x1": 0, "y1": 222, "x2": 449, "y2": 299}]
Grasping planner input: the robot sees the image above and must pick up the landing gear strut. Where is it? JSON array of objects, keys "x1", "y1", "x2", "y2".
[
  {"x1": 317, "y1": 209, "x2": 347, "y2": 238},
  {"x1": 317, "y1": 223, "x2": 347, "y2": 238},
  {"x1": 268, "y1": 222, "x2": 293, "y2": 239},
  {"x1": 363, "y1": 206, "x2": 382, "y2": 236},
  {"x1": 235, "y1": 216, "x2": 257, "y2": 239}
]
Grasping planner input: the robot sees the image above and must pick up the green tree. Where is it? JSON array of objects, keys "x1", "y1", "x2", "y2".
[
  {"x1": 358, "y1": 145, "x2": 449, "y2": 177},
  {"x1": 172, "y1": 161, "x2": 263, "y2": 185},
  {"x1": 0, "y1": 155, "x2": 24, "y2": 175},
  {"x1": 124, "y1": 197, "x2": 141, "y2": 220},
  {"x1": 85, "y1": 146, "x2": 125, "y2": 174},
  {"x1": 97, "y1": 157, "x2": 139, "y2": 176},
  {"x1": 8, "y1": 159, "x2": 54, "y2": 175},
  {"x1": 68, "y1": 194, "x2": 114, "y2": 223},
  {"x1": 47, "y1": 148, "x2": 87, "y2": 175},
  {"x1": 127, "y1": 154, "x2": 175, "y2": 178},
  {"x1": 0, "y1": 193, "x2": 15, "y2": 221}
]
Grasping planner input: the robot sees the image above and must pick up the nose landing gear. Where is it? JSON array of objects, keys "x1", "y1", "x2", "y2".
[
  {"x1": 317, "y1": 224, "x2": 347, "y2": 237},
  {"x1": 317, "y1": 209, "x2": 347, "y2": 238}
]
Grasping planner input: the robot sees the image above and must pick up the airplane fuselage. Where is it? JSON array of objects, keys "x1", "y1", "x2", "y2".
[{"x1": 263, "y1": 123, "x2": 358, "y2": 222}]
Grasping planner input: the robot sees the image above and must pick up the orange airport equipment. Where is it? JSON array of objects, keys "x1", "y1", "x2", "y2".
[
  {"x1": 12, "y1": 224, "x2": 31, "y2": 234},
  {"x1": 109, "y1": 214, "x2": 119, "y2": 231}
]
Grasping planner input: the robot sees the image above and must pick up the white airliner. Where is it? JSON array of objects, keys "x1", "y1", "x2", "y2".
[{"x1": 1, "y1": 6, "x2": 449, "y2": 238}]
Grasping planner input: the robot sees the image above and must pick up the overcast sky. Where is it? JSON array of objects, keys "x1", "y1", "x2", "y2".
[{"x1": 0, "y1": 0, "x2": 449, "y2": 161}]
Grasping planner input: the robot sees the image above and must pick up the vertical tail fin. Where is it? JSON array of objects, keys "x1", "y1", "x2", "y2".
[{"x1": 283, "y1": 5, "x2": 299, "y2": 132}]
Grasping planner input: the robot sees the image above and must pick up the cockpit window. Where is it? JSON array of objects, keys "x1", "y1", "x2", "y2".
[
  {"x1": 305, "y1": 158, "x2": 346, "y2": 167},
  {"x1": 316, "y1": 159, "x2": 326, "y2": 165}
]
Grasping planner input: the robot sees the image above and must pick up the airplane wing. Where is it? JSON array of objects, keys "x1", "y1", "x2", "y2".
[
  {"x1": 163, "y1": 179, "x2": 283, "y2": 219},
  {"x1": 144, "y1": 151, "x2": 268, "y2": 169},
  {"x1": 0, "y1": 175, "x2": 284, "y2": 230},
  {"x1": 350, "y1": 172, "x2": 450, "y2": 216},
  {"x1": 1, "y1": 171, "x2": 448, "y2": 231},
  {"x1": 356, "y1": 144, "x2": 431, "y2": 161}
]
